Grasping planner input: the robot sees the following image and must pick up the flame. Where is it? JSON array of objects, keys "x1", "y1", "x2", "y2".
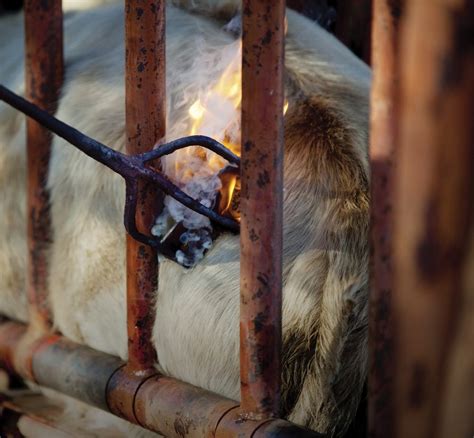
[
  {"x1": 188, "y1": 46, "x2": 242, "y2": 158},
  {"x1": 185, "y1": 43, "x2": 288, "y2": 222},
  {"x1": 189, "y1": 100, "x2": 206, "y2": 122}
]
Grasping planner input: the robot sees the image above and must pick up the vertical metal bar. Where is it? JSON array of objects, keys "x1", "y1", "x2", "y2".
[
  {"x1": 24, "y1": 0, "x2": 63, "y2": 331},
  {"x1": 368, "y1": 1, "x2": 401, "y2": 437},
  {"x1": 393, "y1": 1, "x2": 474, "y2": 437},
  {"x1": 240, "y1": 0, "x2": 285, "y2": 419},
  {"x1": 125, "y1": 0, "x2": 165, "y2": 370}
]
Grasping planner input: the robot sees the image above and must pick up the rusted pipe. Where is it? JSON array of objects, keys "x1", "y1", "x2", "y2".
[
  {"x1": 34, "y1": 337, "x2": 123, "y2": 410},
  {"x1": 393, "y1": 1, "x2": 474, "y2": 437},
  {"x1": 0, "y1": 320, "x2": 321, "y2": 437},
  {"x1": 0, "y1": 322, "x2": 27, "y2": 376},
  {"x1": 368, "y1": 1, "x2": 401, "y2": 437},
  {"x1": 133, "y1": 374, "x2": 238, "y2": 435},
  {"x1": 240, "y1": 0, "x2": 285, "y2": 420},
  {"x1": 24, "y1": 0, "x2": 63, "y2": 332},
  {"x1": 124, "y1": 0, "x2": 166, "y2": 371},
  {"x1": 215, "y1": 407, "x2": 322, "y2": 438}
]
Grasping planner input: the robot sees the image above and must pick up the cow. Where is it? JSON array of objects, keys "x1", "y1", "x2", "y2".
[{"x1": 0, "y1": 0, "x2": 370, "y2": 435}]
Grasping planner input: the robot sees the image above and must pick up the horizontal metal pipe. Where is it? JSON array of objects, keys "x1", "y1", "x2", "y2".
[
  {"x1": 0, "y1": 322, "x2": 27, "y2": 376},
  {"x1": 0, "y1": 320, "x2": 321, "y2": 437},
  {"x1": 33, "y1": 337, "x2": 123, "y2": 410}
]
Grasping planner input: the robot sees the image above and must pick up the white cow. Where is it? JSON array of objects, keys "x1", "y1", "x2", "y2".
[{"x1": 0, "y1": 0, "x2": 370, "y2": 436}]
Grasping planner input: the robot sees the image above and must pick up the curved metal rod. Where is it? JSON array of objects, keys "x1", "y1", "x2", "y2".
[
  {"x1": 0, "y1": 84, "x2": 240, "y2": 235},
  {"x1": 123, "y1": 181, "x2": 178, "y2": 260},
  {"x1": 124, "y1": 180, "x2": 158, "y2": 248},
  {"x1": 139, "y1": 135, "x2": 240, "y2": 166}
]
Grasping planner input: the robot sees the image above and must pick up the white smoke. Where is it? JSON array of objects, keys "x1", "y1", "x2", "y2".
[{"x1": 152, "y1": 36, "x2": 242, "y2": 266}]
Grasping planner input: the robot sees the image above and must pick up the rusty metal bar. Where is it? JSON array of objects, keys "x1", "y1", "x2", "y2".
[
  {"x1": 393, "y1": 1, "x2": 474, "y2": 437},
  {"x1": 0, "y1": 320, "x2": 321, "y2": 437},
  {"x1": 124, "y1": 0, "x2": 165, "y2": 370},
  {"x1": 368, "y1": 1, "x2": 401, "y2": 437},
  {"x1": 240, "y1": 0, "x2": 285, "y2": 419},
  {"x1": 34, "y1": 337, "x2": 123, "y2": 410},
  {"x1": 24, "y1": 0, "x2": 63, "y2": 331}
]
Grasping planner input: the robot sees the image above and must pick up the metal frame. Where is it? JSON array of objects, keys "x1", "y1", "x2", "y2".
[
  {"x1": 1, "y1": 0, "x2": 473, "y2": 436},
  {"x1": 368, "y1": 0, "x2": 399, "y2": 435},
  {"x1": 0, "y1": 0, "x2": 319, "y2": 436},
  {"x1": 368, "y1": 1, "x2": 474, "y2": 438}
]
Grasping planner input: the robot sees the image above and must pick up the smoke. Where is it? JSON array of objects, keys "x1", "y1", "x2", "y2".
[{"x1": 153, "y1": 37, "x2": 242, "y2": 266}]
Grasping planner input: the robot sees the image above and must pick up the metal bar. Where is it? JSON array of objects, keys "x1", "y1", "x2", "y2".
[
  {"x1": 0, "y1": 85, "x2": 239, "y2": 169},
  {"x1": 368, "y1": 1, "x2": 401, "y2": 437},
  {"x1": 393, "y1": 1, "x2": 474, "y2": 437},
  {"x1": 34, "y1": 337, "x2": 123, "y2": 410},
  {"x1": 24, "y1": 0, "x2": 63, "y2": 331},
  {"x1": 124, "y1": 0, "x2": 166, "y2": 371},
  {"x1": 240, "y1": 0, "x2": 285, "y2": 419},
  {"x1": 0, "y1": 320, "x2": 321, "y2": 437},
  {"x1": 0, "y1": 85, "x2": 240, "y2": 235}
]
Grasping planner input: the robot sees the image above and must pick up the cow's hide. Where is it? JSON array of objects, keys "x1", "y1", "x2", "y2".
[{"x1": 0, "y1": 0, "x2": 371, "y2": 436}]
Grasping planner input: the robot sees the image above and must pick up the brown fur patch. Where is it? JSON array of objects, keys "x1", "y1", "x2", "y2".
[{"x1": 285, "y1": 96, "x2": 368, "y2": 195}]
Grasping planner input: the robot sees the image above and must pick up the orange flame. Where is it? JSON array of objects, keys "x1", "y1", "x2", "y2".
[{"x1": 185, "y1": 43, "x2": 288, "y2": 221}]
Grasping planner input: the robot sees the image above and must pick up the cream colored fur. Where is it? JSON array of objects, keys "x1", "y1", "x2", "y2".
[{"x1": 0, "y1": 1, "x2": 371, "y2": 436}]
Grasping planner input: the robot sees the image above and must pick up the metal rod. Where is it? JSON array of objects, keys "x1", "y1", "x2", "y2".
[
  {"x1": 393, "y1": 1, "x2": 474, "y2": 437},
  {"x1": 124, "y1": 0, "x2": 166, "y2": 371},
  {"x1": 240, "y1": 0, "x2": 285, "y2": 419},
  {"x1": 0, "y1": 85, "x2": 127, "y2": 173},
  {"x1": 140, "y1": 135, "x2": 239, "y2": 165},
  {"x1": 0, "y1": 320, "x2": 321, "y2": 437},
  {"x1": 0, "y1": 85, "x2": 240, "y2": 236},
  {"x1": 368, "y1": 1, "x2": 401, "y2": 437},
  {"x1": 23, "y1": 0, "x2": 63, "y2": 331}
]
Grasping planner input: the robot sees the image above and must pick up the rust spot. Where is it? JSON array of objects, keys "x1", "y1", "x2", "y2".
[
  {"x1": 135, "y1": 7, "x2": 144, "y2": 19},
  {"x1": 174, "y1": 416, "x2": 191, "y2": 437},
  {"x1": 257, "y1": 170, "x2": 270, "y2": 187},
  {"x1": 249, "y1": 228, "x2": 259, "y2": 242},
  {"x1": 244, "y1": 140, "x2": 254, "y2": 151},
  {"x1": 416, "y1": 200, "x2": 464, "y2": 280},
  {"x1": 261, "y1": 30, "x2": 273, "y2": 45},
  {"x1": 408, "y1": 362, "x2": 427, "y2": 408},
  {"x1": 438, "y1": 3, "x2": 474, "y2": 89},
  {"x1": 387, "y1": 0, "x2": 403, "y2": 21},
  {"x1": 254, "y1": 311, "x2": 268, "y2": 333}
]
